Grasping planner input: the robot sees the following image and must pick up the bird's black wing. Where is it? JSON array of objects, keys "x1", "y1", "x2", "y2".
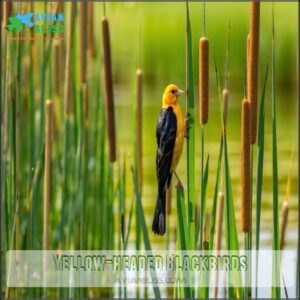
[{"x1": 156, "y1": 107, "x2": 177, "y2": 193}]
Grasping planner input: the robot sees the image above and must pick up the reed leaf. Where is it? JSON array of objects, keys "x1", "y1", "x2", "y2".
[
  {"x1": 131, "y1": 166, "x2": 161, "y2": 299},
  {"x1": 209, "y1": 137, "x2": 223, "y2": 250},
  {"x1": 271, "y1": 5, "x2": 280, "y2": 298},
  {"x1": 185, "y1": 0, "x2": 195, "y2": 250},
  {"x1": 255, "y1": 63, "x2": 269, "y2": 297}
]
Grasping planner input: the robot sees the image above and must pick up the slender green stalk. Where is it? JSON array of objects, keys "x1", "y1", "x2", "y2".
[
  {"x1": 176, "y1": 185, "x2": 190, "y2": 298},
  {"x1": 255, "y1": 63, "x2": 269, "y2": 298},
  {"x1": 185, "y1": 0, "x2": 195, "y2": 251},
  {"x1": 214, "y1": 57, "x2": 242, "y2": 298},
  {"x1": 197, "y1": 153, "x2": 209, "y2": 249},
  {"x1": 209, "y1": 137, "x2": 223, "y2": 250},
  {"x1": 131, "y1": 166, "x2": 161, "y2": 299},
  {"x1": 271, "y1": 5, "x2": 280, "y2": 298}
]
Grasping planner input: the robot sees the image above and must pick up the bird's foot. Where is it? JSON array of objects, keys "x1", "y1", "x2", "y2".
[
  {"x1": 184, "y1": 112, "x2": 191, "y2": 139},
  {"x1": 176, "y1": 181, "x2": 184, "y2": 189},
  {"x1": 174, "y1": 171, "x2": 184, "y2": 190}
]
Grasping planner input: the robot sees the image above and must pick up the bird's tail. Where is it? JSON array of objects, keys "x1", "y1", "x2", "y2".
[{"x1": 152, "y1": 190, "x2": 166, "y2": 235}]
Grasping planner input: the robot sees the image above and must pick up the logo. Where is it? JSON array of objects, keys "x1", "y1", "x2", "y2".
[{"x1": 6, "y1": 9, "x2": 64, "y2": 39}]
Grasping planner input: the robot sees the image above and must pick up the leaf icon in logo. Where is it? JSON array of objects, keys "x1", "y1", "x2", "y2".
[{"x1": 6, "y1": 16, "x2": 23, "y2": 32}]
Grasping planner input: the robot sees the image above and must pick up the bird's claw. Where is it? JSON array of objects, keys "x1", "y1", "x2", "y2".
[{"x1": 176, "y1": 181, "x2": 184, "y2": 190}]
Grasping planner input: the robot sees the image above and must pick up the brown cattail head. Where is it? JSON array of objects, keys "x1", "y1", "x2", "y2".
[
  {"x1": 247, "y1": 33, "x2": 251, "y2": 95},
  {"x1": 280, "y1": 200, "x2": 289, "y2": 250},
  {"x1": 199, "y1": 37, "x2": 209, "y2": 125},
  {"x1": 44, "y1": 100, "x2": 53, "y2": 250},
  {"x1": 3, "y1": 1, "x2": 12, "y2": 28},
  {"x1": 222, "y1": 88, "x2": 229, "y2": 128},
  {"x1": 247, "y1": 33, "x2": 251, "y2": 68},
  {"x1": 136, "y1": 68, "x2": 143, "y2": 192},
  {"x1": 87, "y1": 2, "x2": 96, "y2": 58},
  {"x1": 79, "y1": 2, "x2": 87, "y2": 83},
  {"x1": 248, "y1": 2, "x2": 260, "y2": 144},
  {"x1": 215, "y1": 191, "x2": 224, "y2": 251},
  {"x1": 102, "y1": 16, "x2": 116, "y2": 162},
  {"x1": 241, "y1": 99, "x2": 251, "y2": 233},
  {"x1": 64, "y1": 2, "x2": 75, "y2": 116}
]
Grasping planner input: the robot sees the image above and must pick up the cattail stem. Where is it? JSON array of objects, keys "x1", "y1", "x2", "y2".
[
  {"x1": 248, "y1": 2, "x2": 260, "y2": 144},
  {"x1": 102, "y1": 16, "x2": 116, "y2": 162},
  {"x1": 136, "y1": 69, "x2": 143, "y2": 192},
  {"x1": 213, "y1": 191, "x2": 224, "y2": 298},
  {"x1": 44, "y1": 100, "x2": 53, "y2": 250},
  {"x1": 64, "y1": 2, "x2": 75, "y2": 116},
  {"x1": 79, "y1": 2, "x2": 87, "y2": 83},
  {"x1": 241, "y1": 99, "x2": 251, "y2": 232},
  {"x1": 199, "y1": 37, "x2": 209, "y2": 125},
  {"x1": 280, "y1": 200, "x2": 289, "y2": 250},
  {"x1": 222, "y1": 88, "x2": 229, "y2": 128}
]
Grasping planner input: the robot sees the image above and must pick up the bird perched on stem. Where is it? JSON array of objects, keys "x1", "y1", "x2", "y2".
[{"x1": 152, "y1": 84, "x2": 188, "y2": 236}]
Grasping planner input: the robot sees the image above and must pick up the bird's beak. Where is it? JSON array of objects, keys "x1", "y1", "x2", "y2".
[{"x1": 175, "y1": 89, "x2": 184, "y2": 96}]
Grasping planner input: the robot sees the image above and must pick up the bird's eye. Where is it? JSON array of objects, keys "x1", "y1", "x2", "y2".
[{"x1": 171, "y1": 89, "x2": 175, "y2": 94}]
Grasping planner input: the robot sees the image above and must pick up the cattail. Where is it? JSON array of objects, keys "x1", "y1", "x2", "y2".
[
  {"x1": 199, "y1": 37, "x2": 209, "y2": 125},
  {"x1": 241, "y1": 99, "x2": 251, "y2": 232},
  {"x1": 44, "y1": 100, "x2": 53, "y2": 250},
  {"x1": 88, "y1": 2, "x2": 96, "y2": 58},
  {"x1": 248, "y1": 2, "x2": 260, "y2": 144},
  {"x1": 247, "y1": 33, "x2": 251, "y2": 69},
  {"x1": 3, "y1": 1, "x2": 12, "y2": 28},
  {"x1": 79, "y1": 2, "x2": 87, "y2": 83},
  {"x1": 213, "y1": 191, "x2": 224, "y2": 298},
  {"x1": 222, "y1": 88, "x2": 229, "y2": 127},
  {"x1": 280, "y1": 200, "x2": 289, "y2": 250},
  {"x1": 102, "y1": 16, "x2": 116, "y2": 162},
  {"x1": 247, "y1": 33, "x2": 250, "y2": 96},
  {"x1": 64, "y1": 2, "x2": 75, "y2": 116},
  {"x1": 136, "y1": 69, "x2": 143, "y2": 192}
]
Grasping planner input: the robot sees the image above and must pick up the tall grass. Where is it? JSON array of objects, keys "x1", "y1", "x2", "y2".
[
  {"x1": 255, "y1": 63, "x2": 269, "y2": 298},
  {"x1": 185, "y1": 1, "x2": 195, "y2": 250},
  {"x1": 271, "y1": 5, "x2": 280, "y2": 298}
]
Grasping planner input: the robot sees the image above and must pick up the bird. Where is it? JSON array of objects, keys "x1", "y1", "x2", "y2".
[{"x1": 152, "y1": 84, "x2": 187, "y2": 236}]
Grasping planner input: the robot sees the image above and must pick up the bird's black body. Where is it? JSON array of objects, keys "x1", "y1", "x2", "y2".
[{"x1": 152, "y1": 106, "x2": 177, "y2": 235}]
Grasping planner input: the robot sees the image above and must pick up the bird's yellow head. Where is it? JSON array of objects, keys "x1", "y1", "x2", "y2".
[{"x1": 162, "y1": 84, "x2": 184, "y2": 107}]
